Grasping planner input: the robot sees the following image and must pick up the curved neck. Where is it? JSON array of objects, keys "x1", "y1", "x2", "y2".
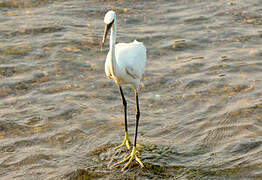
[{"x1": 109, "y1": 20, "x2": 117, "y2": 77}]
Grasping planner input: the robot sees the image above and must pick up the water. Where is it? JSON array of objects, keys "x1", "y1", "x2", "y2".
[{"x1": 0, "y1": 0, "x2": 262, "y2": 179}]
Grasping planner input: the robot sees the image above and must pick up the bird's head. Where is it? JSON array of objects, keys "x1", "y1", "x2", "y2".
[{"x1": 101, "y1": 10, "x2": 116, "y2": 51}]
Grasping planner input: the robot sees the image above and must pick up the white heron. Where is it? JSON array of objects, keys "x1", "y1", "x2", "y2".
[{"x1": 101, "y1": 10, "x2": 147, "y2": 170}]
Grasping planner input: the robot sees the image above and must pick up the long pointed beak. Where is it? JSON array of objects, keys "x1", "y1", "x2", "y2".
[
  {"x1": 100, "y1": 20, "x2": 114, "y2": 51},
  {"x1": 101, "y1": 24, "x2": 109, "y2": 51}
]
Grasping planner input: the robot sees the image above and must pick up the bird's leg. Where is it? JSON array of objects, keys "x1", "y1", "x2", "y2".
[
  {"x1": 113, "y1": 132, "x2": 131, "y2": 151},
  {"x1": 114, "y1": 86, "x2": 131, "y2": 151},
  {"x1": 113, "y1": 90, "x2": 144, "y2": 170}
]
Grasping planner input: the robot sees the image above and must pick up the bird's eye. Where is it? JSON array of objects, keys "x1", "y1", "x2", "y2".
[{"x1": 107, "y1": 20, "x2": 114, "y2": 29}]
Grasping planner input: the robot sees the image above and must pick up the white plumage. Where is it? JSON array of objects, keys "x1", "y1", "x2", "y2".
[
  {"x1": 102, "y1": 10, "x2": 147, "y2": 89},
  {"x1": 101, "y1": 10, "x2": 147, "y2": 170},
  {"x1": 105, "y1": 40, "x2": 146, "y2": 88}
]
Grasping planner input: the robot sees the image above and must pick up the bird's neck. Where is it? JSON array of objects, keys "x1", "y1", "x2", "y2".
[{"x1": 109, "y1": 21, "x2": 117, "y2": 78}]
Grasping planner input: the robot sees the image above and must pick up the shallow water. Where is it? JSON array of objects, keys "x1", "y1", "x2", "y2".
[{"x1": 0, "y1": 0, "x2": 262, "y2": 179}]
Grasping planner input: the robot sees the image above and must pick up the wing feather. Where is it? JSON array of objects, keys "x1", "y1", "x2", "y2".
[
  {"x1": 125, "y1": 66, "x2": 139, "y2": 79},
  {"x1": 115, "y1": 40, "x2": 146, "y2": 80}
]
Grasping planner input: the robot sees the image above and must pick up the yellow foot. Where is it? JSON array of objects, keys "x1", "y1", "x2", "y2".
[
  {"x1": 113, "y1": 146, "x2": 144, "y2": 171},
  {"x1": 114, "y1": 132, "x2": 131, "y2": 151}
]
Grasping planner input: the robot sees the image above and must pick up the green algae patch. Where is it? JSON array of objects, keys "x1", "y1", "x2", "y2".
[
  {"x1": 0, "y1": 44, "x2": 32, "y2": 56},
  {"x1": 63, "y1": 143, "x2": 247, "y2": 179}
]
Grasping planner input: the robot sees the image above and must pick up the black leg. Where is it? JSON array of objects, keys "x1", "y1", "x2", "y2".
[
  {"x1": 133, "y1": 91, "x2": 140, "y2": 147},
  {"x1": 118, "y1": 86, "x2": 128, "y2": 134},
  {"x1": 112, "y1": 89, "x2": 144, "y2": 170}
]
